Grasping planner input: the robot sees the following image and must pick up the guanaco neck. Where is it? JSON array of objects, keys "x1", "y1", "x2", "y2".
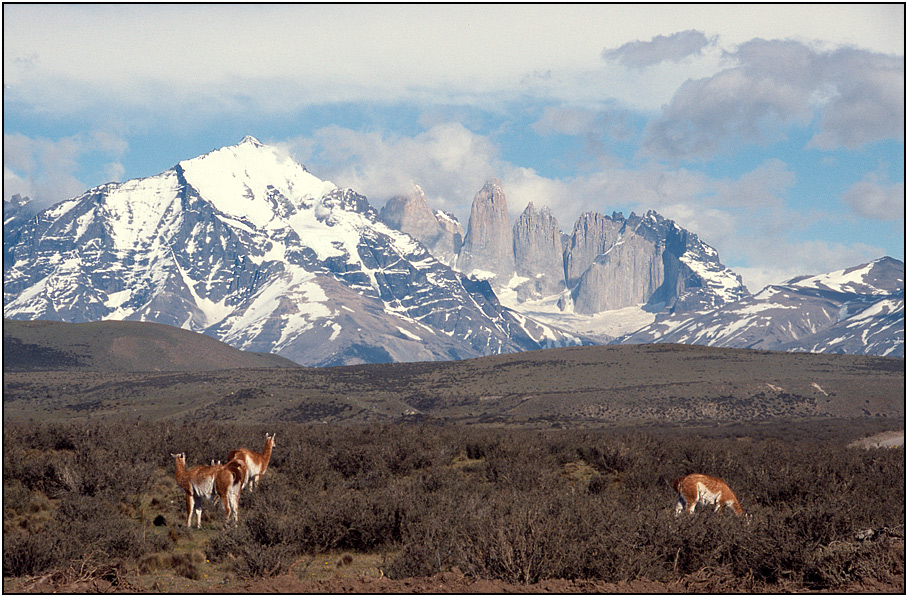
[
  {"x1": 262, "y1": 438, "x2": 273, "y2": 469},
  {"x1": 174, "y1": 456, "x2": 187, "y2": 483}
]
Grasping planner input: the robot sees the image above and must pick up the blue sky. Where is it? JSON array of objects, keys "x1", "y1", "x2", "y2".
[{"x1": 3, "y1": 4, "x2": 904, "y2": 291}]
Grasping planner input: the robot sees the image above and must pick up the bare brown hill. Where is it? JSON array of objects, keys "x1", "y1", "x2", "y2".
[
  {"x1": 3, "y1": 341, "x2": 903, "y2": 425},
  {"x1": 3, "y1": 319, "x2": 299, "y2": 372}
]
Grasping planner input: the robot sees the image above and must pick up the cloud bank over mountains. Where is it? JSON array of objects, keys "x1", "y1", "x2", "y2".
[
  {"x1": 3, "y1": 4, "x2": 903, "y2": 292},
  {"x1": 638, "y1": 39, "x2": 904, "y2": 160}
]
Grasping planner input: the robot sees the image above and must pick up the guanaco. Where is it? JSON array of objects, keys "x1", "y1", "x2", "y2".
[
  {"x1": 227, "y1": 432, "x2": 275, "y2": 491},
  {"x1": 673, "y1": 473, "x2": 743, "y2": 516},
  {"x1": 171, "y1": 452, "x2": 247, "y2": 527}
]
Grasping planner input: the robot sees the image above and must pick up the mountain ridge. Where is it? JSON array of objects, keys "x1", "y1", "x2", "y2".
[
  {"x1": 618, "y1": 257, "x2": 904, "y2": 357},
  {"x1": 380, "y1": 177, "x2": 902, "y2": 358},
  {"x1": 4, "y1": 136, "x2": 903, "y2": 363}
]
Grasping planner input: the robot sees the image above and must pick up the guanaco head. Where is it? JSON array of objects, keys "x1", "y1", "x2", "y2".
[{"x1": 171, "y1": 452, "x2": 186, "y2": 473}]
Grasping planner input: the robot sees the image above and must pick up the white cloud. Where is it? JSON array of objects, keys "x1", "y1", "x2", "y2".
[
  {"x1": 714, "y1": 159, "x2": 795, "y2": 211},
  {"x1": 532, "y1": 107, "x2": 601, "y2": 137},
  {"x1": 3, "y1": 132, "x2": 128, "y2": 207},
  {"x1": 842, "y1": 173, "x2": 906, "y2": 221},
  {"x1": 281, "y1": 123, "x2": 501, "y2": 220},
  {"x1": 807, "y1": 49, "x2": 905, "y2": 150},
  {"x1": 3, "y1": 5, "x2": 902, "y2": 118}
]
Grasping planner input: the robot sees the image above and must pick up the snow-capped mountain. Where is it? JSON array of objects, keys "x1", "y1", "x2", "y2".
[
  {"x1": 4, "y1": 136, "x2": 582, "y2": 366},
  {"x1": 618, "y1": 257, "x2": 904, "y2": 357}
]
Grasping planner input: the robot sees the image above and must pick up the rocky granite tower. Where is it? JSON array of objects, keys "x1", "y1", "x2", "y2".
[
  {"x1": 512, "y1": 202, "x2": 566, "y2": 300},
  {"x1": 379, "y1": 185, "x2": 463, "y2": 266},
  {"x1": 456, "y1": 180, "x2": 515, "y2": 281}
]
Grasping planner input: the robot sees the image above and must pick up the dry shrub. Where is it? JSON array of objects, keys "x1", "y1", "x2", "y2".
[
  {"x1": 3, "y1": 528, "x2": 68, "y2": 577},
  {"x1": 2, "y1": 418, "x2": 904, "y2": 590},
  {"x1": 206, "y1": 523, "x2": 295, "y2": 579}
]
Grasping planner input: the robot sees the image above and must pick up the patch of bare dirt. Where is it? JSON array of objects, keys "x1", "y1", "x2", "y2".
[
  {"x1": 226, "y1": 569, "x2": 684, "y2": 594},
  {"x1": 849, "y1": 430, "x2": 905, "y2": 449},
  {"x1": 228, "y1": 571, "x2": 904, "y2": 595},
  {"x1": 7, "y1": 566, "x2": 904, "y2": 594}
]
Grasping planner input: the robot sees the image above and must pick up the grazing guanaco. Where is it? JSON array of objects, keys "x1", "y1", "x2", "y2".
[
  {"x1": 227, "y1": 433, "x2": 275, "y2": 491},
  {"x1": 674, "y1": 473, "x2": 744, "y2": 516},
  {"x1": 171, "y1": 453, "x2": 247, "y2": 528}
]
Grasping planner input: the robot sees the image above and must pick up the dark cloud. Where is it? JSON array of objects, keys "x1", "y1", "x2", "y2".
[
  {"x1": 641, "y1": 40, "x2": 905, "y2": 160},
  {"x1": 602, "y1": 30, "x2": 713, "y2": 68}
]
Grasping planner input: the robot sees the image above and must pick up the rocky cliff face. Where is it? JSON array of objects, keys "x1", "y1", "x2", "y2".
[
  {"x1": 379, "y1": 185, "x2": 463, "y2": 266},
  {"x1": 564, "y1": 212, "x2": 625, "y2": 288},
  {"x1": 3, "y1": 194, "x2": 35, "y2": 268},
  {"x1": 572, "y1": 231, "x2": 664, "y2": 313},
  {"x1": 383, "y1": 180, "x2": 749, "y2": 340},
  {"x1": 512, "y1": 203, "x2": 566, "y2": 301},
  {"x1": 568, "y1": 210, "x2": 749, "y2": 315},
  {"x1": 455, "y1": 180, "x2": 515, "y2": 279}
]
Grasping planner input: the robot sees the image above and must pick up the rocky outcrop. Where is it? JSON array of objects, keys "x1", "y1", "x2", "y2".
[
  {"x1": 572, "y1": 232, "x2": 665, "y2": 313},
  {"x1": 512, "y1": 202, "x2": 566, "y2": 300},
  {"x1": 560, "y1": 210, "x2": 749, "y2": 314},
  {"x1": 433, "y1": 210, "x2": 464, "y2": 266},
  {"x1": 379, "y1": 185, "x2": 462, "y2": 266},
  {"x1": 450, "y1": 181, "x2": 746, "y2": 316},
  {"x1": 456, "y1": 180, "x2": 515, "y2": 279},
  {"x1": 564, "y1": 212, "x2": 626, "y2": 288}
]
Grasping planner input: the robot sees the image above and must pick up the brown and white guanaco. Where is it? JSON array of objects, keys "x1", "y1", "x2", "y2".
[
  {"x1": 171, "y1": 452, "x2": 247, "y2": 528},
  {"x1": 673, "y1": 473, "x2": 744, "y2": 516},
  {"x1": 227, "y1": 433, "x2": 275, "y2": 491}
]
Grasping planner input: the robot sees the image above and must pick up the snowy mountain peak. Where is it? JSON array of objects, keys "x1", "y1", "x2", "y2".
[
  {"x1": 785, "y1": 256, "x2": 904, "y2": 296},
  {"x1": 239, "y1": 135, "x2": 264, "y2": 147},
  {"x1": 620, "y1": 257, "x2": 904, "y2": 357},
  {"x1": 178, "y1": 137, "x2": 336, "y2": 228}
]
